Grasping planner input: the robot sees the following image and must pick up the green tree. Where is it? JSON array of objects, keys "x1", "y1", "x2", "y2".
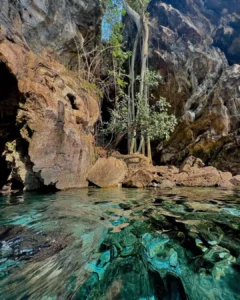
[
  {"x1": 102, "y1": 0, "x2": 177, "y2": 160},
  {"x1": 103, "y1": 70, "x2": 177, "y2": 153}
]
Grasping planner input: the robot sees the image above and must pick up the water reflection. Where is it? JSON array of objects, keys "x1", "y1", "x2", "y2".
[{"x1": 0, "y1": 187, "x2": 240, "y2": 299}]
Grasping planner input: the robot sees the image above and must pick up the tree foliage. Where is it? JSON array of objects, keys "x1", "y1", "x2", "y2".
[
  {"x1": 102, "y1": 70, "x2": 177, "y2": 143},
  {"x1": 100, "y1": 0, "x2": 177, "y2": 158},
  {"x1": 127, "y1": 0, "x2": 150, "y2": 14}
]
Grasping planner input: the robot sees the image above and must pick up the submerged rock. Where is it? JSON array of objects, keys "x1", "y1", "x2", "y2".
[{"x1": 0, "y1": 225, "x2": 73, "y2": 266}]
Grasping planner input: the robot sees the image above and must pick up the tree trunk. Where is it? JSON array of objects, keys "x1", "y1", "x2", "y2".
[
  {"x1": 121, "y1": 0, "x2": 151, "y2": 159},
  {"x1": 147, "y1": 136, "x2": 152, "y2": 162},
  {"x1": 139, "y1": 14, "x2": 149, "y2": 96},
  {"x1": 128, "y1": 30, "x2": 140, "y2": 154},
  {"x1": 121, "y1": 0, "x2": 140, "y2": 29}
]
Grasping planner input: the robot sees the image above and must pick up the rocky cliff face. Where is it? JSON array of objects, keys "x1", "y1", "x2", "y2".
[
  {"x1": 141, "y1": 0, "x2": 240, "y2": 174},
  {"x1": 0, "y1": 0, "x2": 102, "y2": 190},
  {"x1": 1, "y1": 0, "x2": 102, "y2": 65}
]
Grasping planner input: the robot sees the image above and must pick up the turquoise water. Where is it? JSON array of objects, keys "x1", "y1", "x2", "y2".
[{"x1": 0, "y1": 187, "x2": 240, "y2": 299}]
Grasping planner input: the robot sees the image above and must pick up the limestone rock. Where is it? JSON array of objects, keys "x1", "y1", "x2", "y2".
[
  {"x1": 123, "y1": 170, "x2": 153, "y2": 188},
  {"x1": 113, "y1": 153, "x2": 152, "y2": 175},
  {"x1": 129, "y1": 0, "x2": 240, "y2": 174},
  {"x1": 180, "y1": 156, "x2": 205, "y2": 174},
  {"x1": 0, "y1": 40, "x2": 100, "y2": 190},
  {"x1": 177, "y1": 167, "x2": 221, "y2": 187},
  {"x1": 219, "y1": 172, "x2": 233, "y2": 182},
  {"x1": 0, "y1": 0, "x2": 102, "y2": 67},
  {"x1": 87, "y1": 158, "x2": 127, "y2": 188},
  {"x1": 159, "y1": 180, "x2": 175, "y2": 189},
  {"x1": 230, "y1": 175, "x2": 240, "y2": 186},
  {"x1": 152, "y1": 165, "x2": 179, "y2": 175},
  {"x1": 217, "y1": 179, "x2": 233, "y2": 189}
]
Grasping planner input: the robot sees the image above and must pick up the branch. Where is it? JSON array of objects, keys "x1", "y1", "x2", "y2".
[{"x1": 121, "y1": 0, "x2": 141, "y2": 29}]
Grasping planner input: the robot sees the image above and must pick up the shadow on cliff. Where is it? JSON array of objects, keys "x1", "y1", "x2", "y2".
[{"x1": 0, "y1": 61, "x2": 57, "y2": 192}]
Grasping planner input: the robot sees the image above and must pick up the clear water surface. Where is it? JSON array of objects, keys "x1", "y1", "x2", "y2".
[{"x1": 0, "y1": 187, "x2": 240, "y2": 300}]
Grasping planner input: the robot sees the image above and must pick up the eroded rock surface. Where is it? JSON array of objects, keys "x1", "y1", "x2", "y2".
[
  {"x1": 0, "y1": 38, "x2": 99, "y2": 190},
  {"x1": 0, "y1": 2, "x2": 101, "y2": 190},
  {"x1": 110, "y1": 154, "x2": 238, "y2": 189},
  {"x1": 123, "y1": 0, "x2": 240, "y2": 173},
  {"x1": 0, "y1": 0, "x2": 102, "y2": 66},
  {"x1": 87, "y1": 157, "x2": 127, "y2": 188}
]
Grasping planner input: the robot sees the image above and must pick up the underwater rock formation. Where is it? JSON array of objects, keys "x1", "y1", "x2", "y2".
[
  {"x1": 76, "y1": 189, "x2": 240, "y2": 300},
  {"x1": 123, "y1": 0, "x2": 240, "y2": 173},
  {"x1": 0, "y1": 1, "x2": 101, "y2": 190}
]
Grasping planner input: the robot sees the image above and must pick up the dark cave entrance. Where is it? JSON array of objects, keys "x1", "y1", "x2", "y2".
[
  {"x1": 0, "y1": 62, "x2": 23, "y2": 190},
  {"x1": 0, "y1": 138, "x2": 10, "y2": 189}
]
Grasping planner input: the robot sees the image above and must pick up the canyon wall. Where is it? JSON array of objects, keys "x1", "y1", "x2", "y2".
[
  {"x1": 0, "y1": 0, "x2": 102, "y2": 190},
  {"x1": 125, "y1": 0, "x2": 240, "y2": 174},
  {"x1": 1, "y1": 0, "x2": 240, "y2": 190}
]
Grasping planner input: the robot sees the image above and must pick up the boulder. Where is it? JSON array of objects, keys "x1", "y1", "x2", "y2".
[
  {"x1": 217, "y1": 179, "x2": 233, "y2": 189},
  {"x1": 113, "y1": 153, "x2": 152, "y2": 175},
  {"x1": 180, "y1": 156, "x2": 205, "y2": 174},
  {"x1": 151, "y1": 165, "x2": 179, "y2": 179},
  {"x1": 159, "y1": 180, "x2": 176, "y2": 189},
  {"x1": 219, "y1": 172, "x2": 233, "y2": 181},
  {"x1": 230, "y1": 175, "x2": 240, "y2": 186},
  {"x1": 123, "y1": 170, "x2": 153, "y2": 188},
  {"x1": 87, "y1": 157, "x2": 127, "y2": 188},
  {"x1": 177, "y1": 167, "x2": 221, "y2": 187}
]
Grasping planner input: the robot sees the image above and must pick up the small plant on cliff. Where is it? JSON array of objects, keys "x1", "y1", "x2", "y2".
[
  {"x1": 103, "y1": 0, "x2": 131, "y2": 102},
  {"x1": 101, "y1": 0, "x2": 177, "y2": 159},
  {"x1": 102, "y1": 70, "x2": 177, "y2": 149}
]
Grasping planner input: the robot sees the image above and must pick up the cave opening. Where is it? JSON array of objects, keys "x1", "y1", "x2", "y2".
[
  {"x1": 0, "y1": 138, "x2": 10, "y2": 189},
  {"x1": 67, "y1": 93, "x2": 78, "y2": 110},
  {"x1": 0, "y1": 62, "x2": 22, "y2": 189}
]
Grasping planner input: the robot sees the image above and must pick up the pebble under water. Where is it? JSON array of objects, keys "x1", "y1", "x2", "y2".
[{"x1": 0, "y1": 187, "x2": 240, "y2": 300}]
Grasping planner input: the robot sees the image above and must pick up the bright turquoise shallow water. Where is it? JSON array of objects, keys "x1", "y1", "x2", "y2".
[{"x1": 0, "y1": 188, "x2": 240, "y2": 300}]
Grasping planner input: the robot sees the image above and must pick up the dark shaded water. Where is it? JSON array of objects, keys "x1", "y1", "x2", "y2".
[{"x1": 0, "y1": 188, "x2": 240, "y2": 300}]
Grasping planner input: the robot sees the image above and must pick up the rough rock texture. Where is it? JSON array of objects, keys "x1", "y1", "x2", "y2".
[
  {"x1": 90, "y1": 153, "x2": 237, "y2": 189},
  {"x1": 177, "y1": 166, "x2": 221, "y2": 187},
  {"x1": 179, "y1": 156, "x2": 205, "y2": 173},
  {"x1": 0, "y1": 38, "x2": 99, "y2": 190},
  {"x1": 230, "y1": 175, "x2": 240, "y2": 186},
  {"x1": 217, "y1": 179, "x2": 233, "y2": 189},
  {"x1": 123, "y1": 170, "x2": 153, "y2": 188},
  {"x1": 113, "y1": 153, "x2": 153, "y2": 175},
  {"x1": 152, "y1": 156, "x2": 234, "y2": 188},
  {"x1": 0, "y1": 0, "x2": 103, "y2": 65},
  {"x1": 121, "y1": 155, "x2": 235, "y2": 188},
  {"x1": 124, "y1": 0, "x2": 240, "y2": 174},
  {"x1": 87, "y1": 157, "x2": 127, "y2": 188},
  {"x1": 0, "y1": 1, "x2": 102, "y2": 190}
]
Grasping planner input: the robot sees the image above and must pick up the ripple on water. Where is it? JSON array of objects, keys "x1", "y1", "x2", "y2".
[{"x1": 0, "y1": 187, "x2": 240, "y2": 299}]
